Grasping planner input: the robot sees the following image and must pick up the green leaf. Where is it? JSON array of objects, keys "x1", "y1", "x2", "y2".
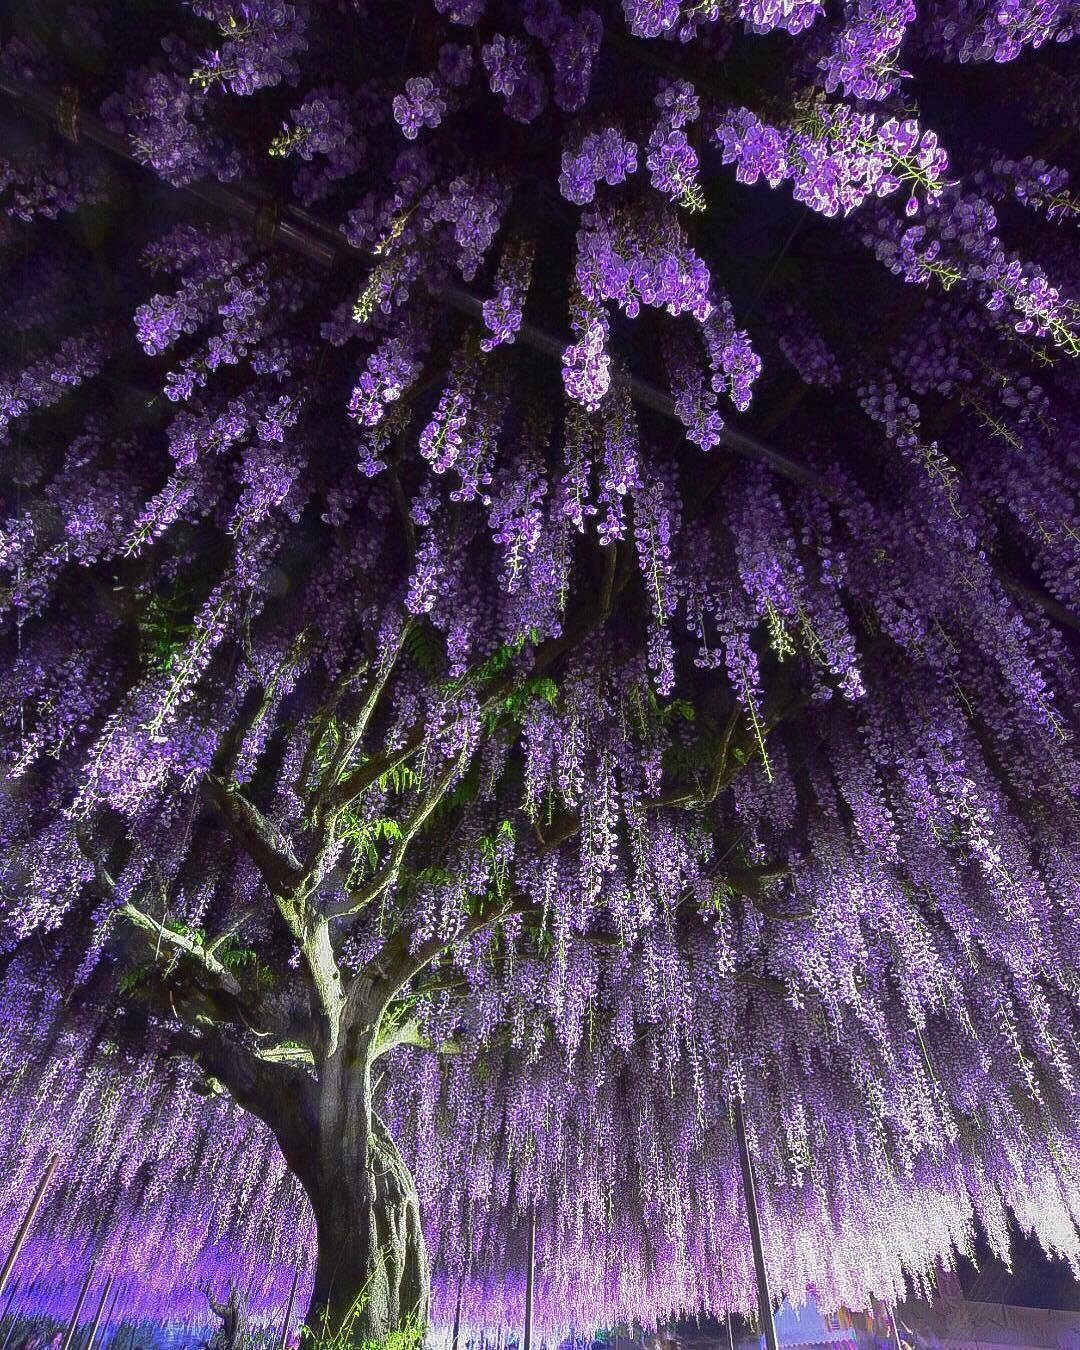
[
  {"x1": 138, "y1": 587, "x2": 200, "y2": 676},
  {"x1": 404, "y1": 619, "x2": 446, "y2": 675},
  {"x1": 376, "y1": 762, "x2": 419, "y2": 795},
  {"x1": 118, "y1": 965, "x2": 150, "y2": 996},
  {"x1": 217, "y1": 938, "x2": 276, "y2": 986}
]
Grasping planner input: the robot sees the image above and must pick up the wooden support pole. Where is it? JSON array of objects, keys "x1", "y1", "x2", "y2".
[
  {"x1": 0, "y1": 1154, "x2": 59, "y2": 1301},
  {"x1": 84, "y1": 1274, "x2": 115, "y2": 1350},
  {"x1": 888, "y1": 1306, "x2": 905, "y2": 1350},
  {"x1": 523, "y1": 1204, "x2": 536, "y2": 1350},
  {"x1": 0, "y1": 1284, "x2": 18, "y2": 1334},
  {"x1": 0, "y1": 1313, "x2": 17, "y2": 1350},
  {"x1": 60, "y1": 1262, "x2": 96, "y2": 1350},
  {"x1": 0, "y1": 1283, "x2": 20, "y2": 1350},
  {"x1": 733, "y1": 1101, "x2": 778, "y2": 1350},
  {"x1": 452, "y1": 1279, "x2": 463, "y2": 1350},
  {"x1": 97, "y1": 1283, "x2": 121, "y2": 1350},
  {"x1": 278, "y1": 1264, "x2": 300, "y2": 1350}
]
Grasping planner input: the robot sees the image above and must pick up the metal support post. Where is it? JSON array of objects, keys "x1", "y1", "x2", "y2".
[
  {"x1": 523, "y1": 1206, "x2": 536, "y2": 1350},
  {"x1": 60, "y1": 1262, "x2": 96, "y2": 1350},
  {"x1": 0, "y1": 1155, "x2": 59, "y2": 1300},
  {"x1": 733, "y1": 1101, "x2": 778, "y2": 1350}
]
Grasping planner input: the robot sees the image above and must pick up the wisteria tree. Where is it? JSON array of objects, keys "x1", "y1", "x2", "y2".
[{"x1": 0, "y1": 0, "x2": 1078, "y2": 1342}]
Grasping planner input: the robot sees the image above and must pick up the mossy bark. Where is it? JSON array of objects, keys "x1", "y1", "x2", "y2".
[{"x1": 302, "y1": 1046, "x2": 429, "y2": 1346}]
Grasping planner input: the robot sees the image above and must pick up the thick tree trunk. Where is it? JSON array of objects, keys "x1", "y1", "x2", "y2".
[
  {"x1": 302, "y1": 1043, "x2": 429, "y2": 1347},
  {"x1": 304, "y1": 1116, "x2": 429, "y2": 1344},
  {"x1": 181, "y1": 1010, "x2": 429, "y2": 1345}
]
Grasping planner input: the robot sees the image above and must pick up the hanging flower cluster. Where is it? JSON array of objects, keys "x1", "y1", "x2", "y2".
[{"x1": 0, "y1": 0, "x2": 1076, "y2": 1336}]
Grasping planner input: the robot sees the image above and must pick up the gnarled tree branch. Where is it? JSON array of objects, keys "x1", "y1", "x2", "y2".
[{"x1": 202, "y1": 776, "x2": 303, "y2": 897}]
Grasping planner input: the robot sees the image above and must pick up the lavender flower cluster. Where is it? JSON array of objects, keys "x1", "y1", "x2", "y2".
[{"x1": 0, "y1": 0, "x2": 1076, "y2": 1338}]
